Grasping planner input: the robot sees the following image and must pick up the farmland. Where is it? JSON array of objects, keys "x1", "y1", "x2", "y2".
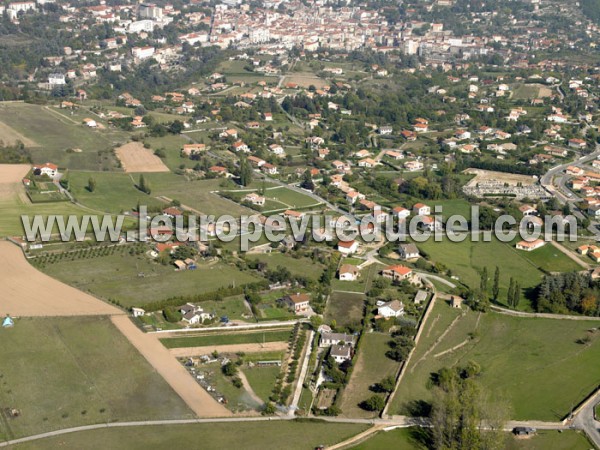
[
  {"x1": 390, "y1": 301, "x2": 600, "y2": 421},
  {"x1": 249, "y1": 252, "x2": 326, "y2": 281},
  {"x1": 160, "y1": 329, "x2": 292, "y2": 348},
  {"x1": 114, "y1": 142, "x2": 170, "y2": 173},
  {"x1": 0, "y1": 102, "x2": 128, "y2": 170},
  {"x1": 324, "y1": 291, "x2": 366, "y2": 328},
  {"x1": 415, "y1": 237, "x2": 580, "y2": 310},
  {"x1": 338, "y1": 333, "x2": 400, "y2": 418},
  {"x1": 0, "y1": 316, "x2": 193, "y2": 440},
  {"x1": 38, "y1": 249, "x2": 261, "y2": 308},
  {"x1": 10, "y1": 420, "x2": 368, "y2": 450}
]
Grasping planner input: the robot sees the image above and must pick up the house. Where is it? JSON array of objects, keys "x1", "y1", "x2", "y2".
[
  {"x1": 32, "y1": 162, "x2": 59, "y2": 178},
  {"x1": 568, "y1": 138, "x2": 587, "y2": 149},
  {"x1": 268, "y1": 144, "x2": 285, "y2": 155},
  {"x1": 566, "y1": 166, "x2": 584, "y2": 176},
  {"x1": 264, "y1": 112, "x2": 273, "y2": 121},
  {"x1": 393, "y1": 206, "x2": 411, "y2": 220},
  {"x1": 377, "y1": 300, "x2": 405, "y2": 318},
  {"x1": 346, "y1": 191, "x2": 360, "y2": 204},
  {"x1": 131, "y1": 307, "x2": 145, "y2": 317},
  {"x1": 414, "y1": 290, "x2": 428, "y2": 305},
  {"x1": 182, "y1": 143, "x2": 206, "y2": 156},
  {"x1": 379, "y1": 125, "x2": 393, "y2": 135},
  {"x1": 320, "y1": 332, "x2": 357, "y2": 347},
  {"x1": 339, "y1": 264, "x2": 360, "y2": 281},
  {"x1": 412, "y1": 203, "x2": 430, "y2": 216},
  {"x1": 280, "y1": 293, "x2": 310, "y2": 314},
  {"x1": 420, "y1": 215, "x2": 442, "y2": 231},
  {"x1": 162, "y1": 207, "x2": 183, "y2": 218},
  {"x1": 450, "y1": 296, "x2": 463, "y2": 308},
  {"x1": 518, "y1": 204, "x2": 537, "y2": 216},
  {"x1": 399, "y1": 243, "x2": 419, "y2": 260},
  {"x1": 83, "y1": 118, "x2": 97, "y2": 128},
  {"x1": 381, "y1": 265, "x2": 412, "y2": 282},
  {"x1": 173, "y1": 260, "x2": 187, "y2": 270},
  {"x1": 404, "y1": 160, "x2": 424, "y2": 171},
  {"x1": 358, "y1": 158, "x2": 377, "y2": 168},
  {"x1": 338, "y1": 240, "x2": 359, "y2": 255},
  {"x1": 284, "y1": 209, "x2": 305, "y2": 220},
  {"x1": 243, "y1": 192, "x2": 265, "y2": 206},
  {"x1": 179, "y1": 303, "x2": 213, "y2": 325},
  {"x1": 209, "y1": 166, "x2": 227, "y2": 176},
  {"x1": 515, "y1": 239, "x2": 546, "y2": 251},
  {"x1": 261, "y1": 163, "x2": 278, "y2": 175},
  {"x1": 232, "y1": 141, "x2": 250, "y2": 153},
  {"x1": 330, "y1": 344, "x2": 352, "y2": 363}
]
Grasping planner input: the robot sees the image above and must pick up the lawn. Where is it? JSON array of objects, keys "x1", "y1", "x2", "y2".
[
  {"x1": 330, "y1": 263, "x2": 382, "y2": 294},
  {"x1": 390, "y1": 301, "x2": 600, "y2": 421},
  {"x1": 338, "y1": 333, "x2": 401, "y2": 418},
  {"x1": 11, "y1": 420, "x2": 368, "y2": 450},
  {"x1": 0, "y1": 102, "x2": 128, "y2": 170},
  {"x1": 143, "y1": 173, "x2": 254, "y2": 217},
  {"x1": 352, "y1": 428, "x2": 592, "y2": 450},
  {"x1": 262, "y1": 186, "x2": 321, "y2": 209},
  {"x1": 325, "y1": 292, "x2": 366, "y2": 328},
  {"x1": 160, "y1": 329, "x2": 292, "y2": 348},
  {"x1": 427, "y1": 199, "x2": 473, "y2": 219},
  {"x1": 517, "y1": 241, "x2": 582, "y2": 273},
  {"x1": 416, "y1": 237, "x2": 579, "y2": 310},
  {"x1": 0, "y1": 316, "x2": 192, "y2": 440},
  {"x1": 249, "y1": 252, "x2": 326, "y2": 281},
  {"x1": 243, "y1": 365, "x2": 282, "y2": 403},
  {"x1": 143, "y1": 134, "x2": 194, "y2": 171},
  {"x1": 39, "y1": 250, "x2": 261, "y2": 308},
  {"x1": 66, "y1": 171, "x2": 164, "y2": 213},
  {"x1": 200, "y1": 361, "x2": 262, "y2": 412}
]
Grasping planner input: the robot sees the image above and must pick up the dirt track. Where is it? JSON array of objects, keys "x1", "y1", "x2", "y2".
[
  {"x1": 112, "y1": 316, "x2": 232, "y2": 418},
  {"x1": 0, "y1": 241, "x2": 122, "y2": 317},
  {"x1": 115, "y1": 142, "x2": 170, "y2": 173},
  {"x1": 168, "y1": 341, "x2": 289, "y2": 357}
]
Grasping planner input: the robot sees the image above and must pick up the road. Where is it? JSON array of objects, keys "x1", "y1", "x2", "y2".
[
  {"x1": 288, "y1": 330, "x2": 314, "y2": 416},
  {"x1": 572, "y1": 389, "x2": 600, "y2": 449}
]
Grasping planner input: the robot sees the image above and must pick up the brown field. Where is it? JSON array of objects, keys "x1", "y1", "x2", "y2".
[
  {"x1": 283, "y1": 73, "x2": 328, "y2": 89},
  {"x1": 0, "y1": 164, "x2": 30, "y2": 202},
  {"x1": 0, "y1": 121, "x2": 39, "y2": 147},
  {"x1": 464, "y1": 168, "x2": 537, "y2": 187},
  {"x1": 169, "y1": 341, "x2": 289, "y2": 357},
  {"x1": 112, "y1": 316, "x2": 232, "y2": 418},
  {"x1": 115, "y1": 142, "x2": 170, "y2": 173},
  {"x1": 0, "y1": 241, "x2": 122, "y2": 317}
]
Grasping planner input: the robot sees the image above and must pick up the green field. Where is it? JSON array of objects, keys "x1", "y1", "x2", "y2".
[
  {"x1": 67, "y1": 171, "x2": 164, "y2": 213},
  {"x1": 339, "y1": 333, "x2": 400, "y2": 418},
  {"x1": 352, "y1": 428, "x2": 592, "y2": 450},
  {"x1": 243, "y1": 365, "x2": 282, "y2": 403},
  {"x1": 325, "y1": 291, "x2": 366, "y2": 328},
  {"x1": 416, "y1": 237, "x2": 580, "y2": 310},
  {"x1": 330, "y1": 262, "x2": 382, "y2": 294},
  {"x1": 427, "y1": 199, "x2": 473, "y2": 219},
  {"x1": 249, "y1": 252, "x2": 326, "y2": 281},
  {"x1": 262, "y1": 186, "x2": 321, "y2": 209},
  {"x1": 0, "y1": 317, "x2": 192, "y2": 440},
  {"x1": 0, "y1": 102, "x2": 128, "y2": 170},
  {"x1": 144, "y1": 134, "x2": 195, "y2": 171},
  {"x1": 160, "y1": 329, "x2": 292, "y2": 348},
  {"x1": 39, "y1": 251, "x2": 261, "y2": 308},
  {"x1": 390, "y1": 301, "x2": 600, "y2": 420},
  {"x1": 11, "y1": 420, "x2": 368, "y2": 450}
]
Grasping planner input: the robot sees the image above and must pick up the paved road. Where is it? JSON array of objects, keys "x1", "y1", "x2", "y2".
[{"x1": 572, "y1": 389, "x2": 600, "y2": 449}]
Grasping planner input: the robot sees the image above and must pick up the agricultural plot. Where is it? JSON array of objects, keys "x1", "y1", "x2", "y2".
[
  {"x1": 38, "y1": 249, "x2": 261, "y2": 308},
  {"x1": 390, "y1": 301, "x2": 600, "y2": 421},
  {"x1": 338, "y1": 333, "x2": 400, "y2": 418},
  {"x1": 511, "y1": 83, "x2": 553, "y2": 100},
  {"x1": 9, "y1": 421, "x2": 367, "y2": 450},
  {"x1": 0, "y1": 316, "x2": 193, "y2": 441},
  {"x1": 115, "y1": 142, "x2": 170, "y2": 173},
  {"x1": 415, "y1": 237, "x2": 579, "y2": 310},
  {"x1": 249, "y1": 252, "x2": 326, "y2": 281},
  {"x1": 160, "y1": 329, "x2": 292, "y2": 349},
  {"x1": 0, "y1": 102, "x2": 127, "y2": 170},
  {"x1": 325, "y1": 292, "x2": 365, "y2": 328}
]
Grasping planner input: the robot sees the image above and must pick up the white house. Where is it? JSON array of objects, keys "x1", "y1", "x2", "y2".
[
  {"x1": 179, "y1": 303, "x2": 213, "y2": 325},
  {"x1": 320, "y1": 332, "x2": 357, "y2": 348},
  {"x1": 330, "y1": 344, "x2": 352, "y2": 363},
  {"x1": 338, "y1": 240, "x2": 359, "y2": 255},
  {"x1": 33, "y1": 162, "x2": 59, "y2": 178},
  {"x1": 339, "y1": 264, "x2": 360, "y2": 281},
  {"x1": 412, "y1": 203, "x2": 430, "y2": 216},
  {"x1": 398, "y1": 243, "x2": 419, "y2": 260},
  {"x1": 48, "y1": 73, "x2": 66, "y2": 86},
  {"x1": 393, "y1": 206, "x2": 411, "y2": 220},
  {"x1": 131, "y1": 307, "x2": 145, "y2": 317},
  {"x1": 377, "y1": 300, "x2": 405, "y2": 318}
]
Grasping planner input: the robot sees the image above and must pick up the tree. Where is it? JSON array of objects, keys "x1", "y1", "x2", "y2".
[
  {"x1": 492, "y1": 267, "x2": 500, "y2": 300},
  {"x1": 360, "y1": 395, "x2": 385, "y2": 412},
  {"x1": 163, "y1": 306, "x2": 182, "y2": 323},
  {"x1": 138, "y1": 174, "x2": 151, "y2": 194},
  {"x1": 87, "y1": 177, "x2": 96, "y2": 193},
  {"x1": 375, "y1": 375, "x2": 396, "y2": 393},
  {"x1": 512, "y1": 282, "x2": 521, "y2": 309},
  {"x1": 222, "y1": 361, "x2": 238, "y2": 377},
  {"x1": 239, "y1": 156, "x2": 252, "y2": 187},
  {"x1": 480, "y1": 267, "x2": 488, "y2": 294},
  {"x1": 507, "y1": 277, "x2": 515, "y2": 308}
]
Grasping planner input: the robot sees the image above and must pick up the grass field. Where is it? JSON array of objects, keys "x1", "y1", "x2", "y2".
[
  {"x1": 144, "y1": 134, "x2": 194, "y2": 171},
  {"x1": 416, "y1": 237, "x2": 579, "y2": 310},
  {"x1": 160, "y1": 329, "x2": 292, "y2": 348},
  {"x1": 67, "y1": 171, "x2": 164, "y2": 213},
  {"x1": 249, "y1": 252, "x2": 326, "y2": 281},
  {"x1": 39, "y1": 251, "x2": 261, "y2": 308},
  {"x1": 0, "y1": 316, "x2": 192, "y2": 440},
  {"x1": 330, "y1": 263, "x2": 382, "y2": 294},
  {"x1": 262, "y1": 186, "x2": 321, "y2": 209},
  {"x1": 325, "y1": 291, "x2": 366, "y2": 328},
  {"x1": 11, "y1": 420, "x2": 368, "y2": 450},
  {"x1": 0, "y1": 102, "x2": 128, "y2": 170},
  {"x1": 352, "y1": 428, "x2": 592, "y2": 450},
  {"x1": 243, "y1": 365, "x2": 282, "y2": 403},
  {"x1": 390, "y1": 301, "x2": 600, "y2": 421},
  {"x1": 339, "y1": 333, "x2": 400, "y2": 418}
]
